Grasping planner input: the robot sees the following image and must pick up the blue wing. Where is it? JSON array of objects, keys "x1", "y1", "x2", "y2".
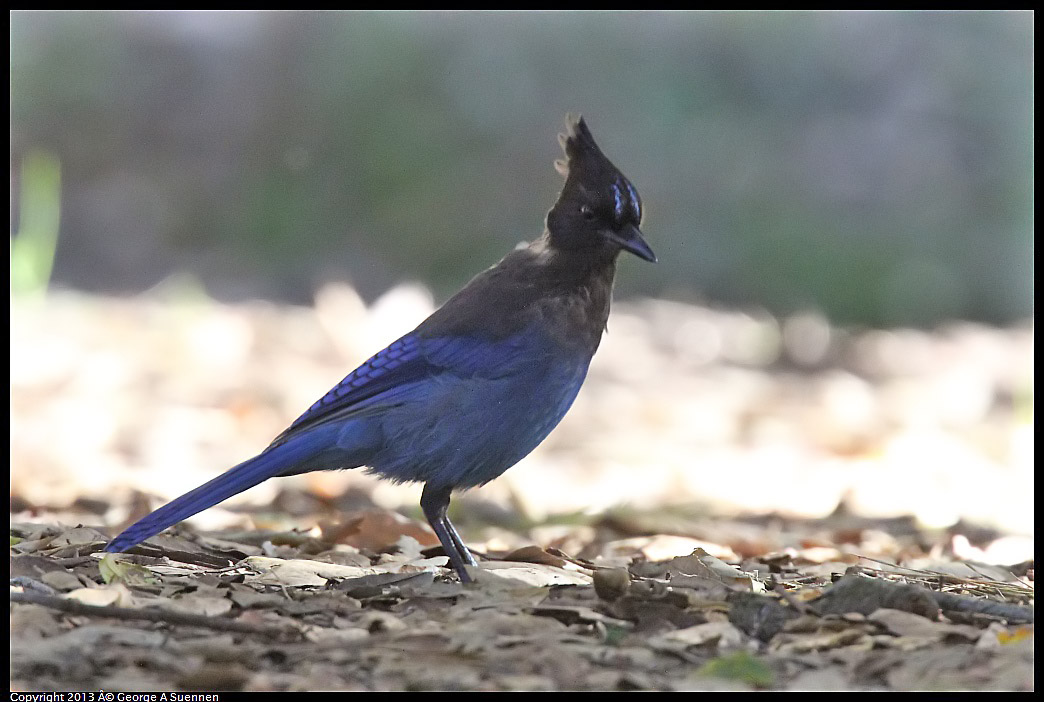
[
  {"x1": 279, "y1": 335, "x2": 430, "y2": 436},
  {"x1": 270, "y1": 330, "x2": 544, "y2": 446}
]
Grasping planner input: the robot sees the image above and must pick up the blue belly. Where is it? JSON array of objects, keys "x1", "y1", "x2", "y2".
[{"x1": 364, "y1": 354, "x2": 590, "y2": 489}]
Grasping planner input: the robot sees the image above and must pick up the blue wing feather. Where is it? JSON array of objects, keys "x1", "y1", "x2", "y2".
[
  {"x1": 283, "y1": 335, "x2": 429, "y2": 433},
  {"x1": 272, "y1": 331, "x2": 541, "y2": 445}
]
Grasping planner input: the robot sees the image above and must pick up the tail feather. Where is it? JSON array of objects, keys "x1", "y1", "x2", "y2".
[{"x1": 104, "y1": 439, "x2": 318, "y2": 553}]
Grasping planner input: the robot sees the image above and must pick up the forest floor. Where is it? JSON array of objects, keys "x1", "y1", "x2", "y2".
[{"x1": 11, "y1": 287, "x2": 1034, "y2": 691}]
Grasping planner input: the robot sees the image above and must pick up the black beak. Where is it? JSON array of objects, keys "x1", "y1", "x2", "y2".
[{"x1": 605, "y1": 223, "x2": 656, "y2": 263}]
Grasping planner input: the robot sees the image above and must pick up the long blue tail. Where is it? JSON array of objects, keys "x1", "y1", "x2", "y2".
[{"x1": 104, "y1": 437, "x2": 324, "y2": 553}]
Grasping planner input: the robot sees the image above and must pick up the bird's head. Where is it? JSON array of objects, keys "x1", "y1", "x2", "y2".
[{"x1": 545, "y1": 115, "x2": 656, "y2": 263}]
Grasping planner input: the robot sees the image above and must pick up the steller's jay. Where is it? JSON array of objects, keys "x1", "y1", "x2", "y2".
[{"x1": 105, "y1": 115, "x2": 655, "y2": 582}]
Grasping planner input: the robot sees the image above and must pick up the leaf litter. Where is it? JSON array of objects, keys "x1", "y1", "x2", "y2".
[
  {"x1": 10, "y1": 509, "x2": 1033, "y2": 691},
  {"x1": 11, "y1": 288, "x2": 1034, "y2": 690}
]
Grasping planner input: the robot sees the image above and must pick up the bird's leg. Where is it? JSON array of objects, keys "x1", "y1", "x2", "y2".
[
  {"x1": 422, "y1": 483, "x2": 477, "y2": 568},
  {"x1": 421, "y1": 483, "x2": 477, "y2": 582},
  {"x1": 442, "y1": 514, "x2": 478, "y2": 567}
]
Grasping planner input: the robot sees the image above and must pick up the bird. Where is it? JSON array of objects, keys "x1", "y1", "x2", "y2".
[{"x1": 105, "y1": 114, "x2": 655, "y2": 583}]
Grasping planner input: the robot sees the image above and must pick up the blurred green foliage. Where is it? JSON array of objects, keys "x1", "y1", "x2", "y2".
[
  {"x1": 10, "y1": 11, "x2": 1032, "y2": 326},
  {"x1": 11, "y1": 151, "x2": 62, "y2": 299}
]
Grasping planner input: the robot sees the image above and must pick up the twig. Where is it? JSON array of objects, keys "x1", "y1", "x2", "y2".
[
  {"x1": 812, "y1": 572, "x2": 1034, "y2": 624},
  {"x1": 10, "y1": 590, "x2": 293, "y2": 638},
  {"x1": 851, "y1": 556, "x2": 1034, "y2": 597},
  {"x1": 931, "y1": 590, "x2": 1035, "y2": 623}
]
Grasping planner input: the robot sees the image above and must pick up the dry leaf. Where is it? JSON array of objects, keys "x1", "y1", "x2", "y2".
[{"x1": 65, "y1": 584, "x2": 138, "y2": 608}]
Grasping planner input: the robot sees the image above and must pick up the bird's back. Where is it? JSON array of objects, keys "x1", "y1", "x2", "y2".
[{"x1": 417, "y1": 241, "x2": 618, "y2": 356}]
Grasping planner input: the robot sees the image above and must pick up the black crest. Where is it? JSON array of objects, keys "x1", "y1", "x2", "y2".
[{"x1": 546, "y1": 115, "x2": 650, "y2": 262}]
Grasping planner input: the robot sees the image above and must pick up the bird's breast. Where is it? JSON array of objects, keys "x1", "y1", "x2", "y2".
[
  {"x1": 367, "y1": 344, "x2": 591, "y2": 489},
  {"x1": 528, "y1": 282, "x2": 612, "y2": 358}
]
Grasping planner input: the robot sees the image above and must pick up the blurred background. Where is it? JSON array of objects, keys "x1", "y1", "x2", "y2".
[
  {"x1": 11, "y1": 10, "x2": 1033, "y2": 325},
  {"x1": 10, "y1": 11, "x2": 1034, "y2": 557}
]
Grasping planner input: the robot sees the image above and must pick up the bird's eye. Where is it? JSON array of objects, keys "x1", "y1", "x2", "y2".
[{"x1": 579, "y1": 205, "x2": 596, "y2": 220}]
